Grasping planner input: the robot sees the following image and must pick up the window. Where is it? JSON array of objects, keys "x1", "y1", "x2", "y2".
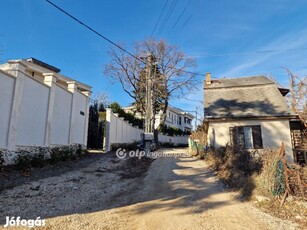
[
  {"x1": 179, "y1": 117, "x2": 182, "y2": 125},
  {"x1": 229, "y1": 125, "x2": 263, "y2": 149},
  {"x1": 243, "y1": 127, "x2": 253, "y2": 148}
]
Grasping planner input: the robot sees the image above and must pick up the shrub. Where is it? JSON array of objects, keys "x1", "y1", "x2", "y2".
[
  {"x1": 199, "y1": 151, "x2": 206, "y2": 160},
  {"x1": 50, "y1": 146, "x2": 71, "y2": 163},
  {"x1": 159, "y1": 142, "x2": 174, "y2": 148},
  {"x1": 160, "y1": 125, "x2": 185, "y2": 136},
  {"x1": 109, "y1": 102, "x2": 144, "y2": 129},
  {"x1": 0, "y1": 149, "x2": 4, "y2": 167},
  {"x1": 176, "y1": 143, "x2": 188, "y2": 148},
  {"x1": 14, "y1": 151, "x2": 32, "y2": 171},
  {"x1": 203, "y1": 145, "x2": 262, "y2": 199},
  {"x1": 111, "y1": 142, "x2": 139, "y2": 151},
  {"x1": 31, "y1": 152, "x2": 46, "y2": 168},
  {"x1": 255, "y1": 149, "x2": 307, "y2": 199}
]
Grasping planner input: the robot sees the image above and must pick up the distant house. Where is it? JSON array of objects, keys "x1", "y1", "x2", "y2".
[
  {"x1": 203, "y1": 73, "x2": 296, "y2": 161},
  {"x1": 0, "y1": 58, "x2": 92, "y2": 164},
  {"x1": 123, "y1": 105, "x2": 194, "y2": 133}
]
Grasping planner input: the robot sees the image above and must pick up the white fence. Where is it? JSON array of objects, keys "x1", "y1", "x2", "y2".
[
  {"x1": 104, "y1": 109, "x2": 189, "y2": 151},
  {"x1": 158, "y1": 134, "x2": 189, "y2": 145},
  {"x1": 0, "y1": 63, "x2": 90, "y2": 163}
]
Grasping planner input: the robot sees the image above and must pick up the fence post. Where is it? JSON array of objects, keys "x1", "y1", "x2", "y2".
[
  {"x1": 43, "y1": 73, "x2": 57, "y2": 146},
  {"x1": 67, "y1": 81, "x2": 77, "y2": 145},
  {"x1": 7, "y1": 62, "x2": 26, "y2": 149}
]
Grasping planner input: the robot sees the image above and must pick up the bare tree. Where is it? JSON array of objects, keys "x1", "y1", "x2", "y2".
[
  {"x1": 104, "y1": 39, "x2": 197, "y2": 128},
  {"x1": 286, "y1": 69, "x2": 307, "y2": 126},
  {"x1": 92, "y1": 91, "x2": 110, "y2": 110}
]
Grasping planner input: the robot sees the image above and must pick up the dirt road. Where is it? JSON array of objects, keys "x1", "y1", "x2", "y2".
[{"x1": 0, "y1": 148, "x2": 297, "y2": 230}]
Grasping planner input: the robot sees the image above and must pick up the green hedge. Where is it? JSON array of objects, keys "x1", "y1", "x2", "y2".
[{"x1": 109, "y1": 102, "x2": 144, "y2": 129}]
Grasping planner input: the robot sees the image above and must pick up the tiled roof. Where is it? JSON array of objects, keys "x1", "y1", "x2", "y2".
[{"x1": 204, "y1": 76, "x2": 295, "y2": 119}]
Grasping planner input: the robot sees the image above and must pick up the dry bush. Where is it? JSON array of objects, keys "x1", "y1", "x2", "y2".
[
  {"x1": 288, "y1": 164, "x2": 307, "y2": 198},
  {"x1": 204, "y1": 145, "x2": 262, "y2": 199},
  {"x1": 255, "y1": 149, "x2": 307, "y2": 199},
  {"x1": 255, "y1": 149, "x2": 282, "y2": 197},
  {"x1": 205, "y1": 147, "x2": 226, "y2": 170},
  {"x1": 189, "y1": 121, "x2": 208, "y2": 156}
]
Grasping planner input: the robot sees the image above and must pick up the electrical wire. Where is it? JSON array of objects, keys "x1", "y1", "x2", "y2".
[
  {"x1": 45, "y1": 0, "x2": 146, "y2": 65},
  {"x1": 157, "y1": 0, "x2": 179, "y2": 35},
  {"x1": 172, "y1": 0, "x2": 191, "y2": 29},
  {"x1": 45, "y1": 0, "x2": 206, "y2": 77},
  {"x1": 151, "y1": 0, "x2": 169, "y2": 36},
  {"x1": 182, "y1": 14, "x2": 193, "y2": 29}
]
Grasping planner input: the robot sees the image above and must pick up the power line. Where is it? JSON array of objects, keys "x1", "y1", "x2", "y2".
[
  {"x1": 45, "y1": 0, "x2": 205, "y2": 77},
  {"x1": 182, "y1": 14, "x2": 193, "y2": 29},
  {"x1": 45, "y1": 0, "x2": 146, "y2": 65},
  {"x1": 157, "y1": 0, "x2": 179, "y2": 35},
  {"x1": 172, "y1": 0, "x2": 191, "y2": 29},
  {"x1": 151, "y1": 0, "x2": 169, "y2": 36}
]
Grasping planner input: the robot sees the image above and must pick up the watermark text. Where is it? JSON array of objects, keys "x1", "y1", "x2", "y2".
[{"x1": 4, "y1": 216, "x2": 45, "y2": 228}]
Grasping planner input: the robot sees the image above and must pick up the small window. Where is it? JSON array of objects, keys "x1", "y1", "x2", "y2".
[
  {"x1": 244, "y1": 127, "x2": 253, "y2": 148},
  {"x1": 230, "y1": 125, "x2": 263, "y2": 149}
]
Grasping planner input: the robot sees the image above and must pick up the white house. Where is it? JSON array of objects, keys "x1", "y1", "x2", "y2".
[
  {"x1": 155, "y1": 106, "x2": 194, "y2": 132},
  {"x1": 0, "y1": 58, "x2": 92, "y2": 164},
  {"x1": 204, "y1": 73, "x2": 296, "y2": 161},
  {"x1": 123, "y1": 105, "x2": 194, "y2": 132}
]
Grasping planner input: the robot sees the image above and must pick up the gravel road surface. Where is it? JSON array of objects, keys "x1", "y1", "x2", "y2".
[{"x1": 0, "y1": 148, "x2": 297, "y2": 230}]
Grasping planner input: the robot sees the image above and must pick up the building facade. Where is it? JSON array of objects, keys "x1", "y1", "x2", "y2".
[
  {"x1": 204, "y1": 73, "x2": 296, "y2": 161},
  {"x1": 155, "y1": 106, "x2": 194, "y2": 132},
  {"x1": 123, "y1": 105, "x2": 194, "y2": 132}
]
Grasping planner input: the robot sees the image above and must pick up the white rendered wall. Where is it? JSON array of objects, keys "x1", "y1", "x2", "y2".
[
  {"x1": 105, "y1": 109, "x2": 189, "y2": 151},
  {"x1": 208, "y1": 119, "x2": 294, "y2": 161},
  {"x1": 72, "y1": 90, "x2": 87, "y2": 145},
  {"x1": 16, "y1": 75, "x2": 49, "y2": 146},
  {"x1": 0, "y1": 71, "x2": 15, "y2": 147},
  {"x1": 50, "y1": 85, "x2": 73, "y2": 145},
  {"x1": 0, "y1": 63, "x2": 91, "y2": 165}
]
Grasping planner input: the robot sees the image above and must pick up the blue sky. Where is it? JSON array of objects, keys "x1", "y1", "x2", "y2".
[{"x1": 1, "y1": 0, "x2": 307, "y2": 119}]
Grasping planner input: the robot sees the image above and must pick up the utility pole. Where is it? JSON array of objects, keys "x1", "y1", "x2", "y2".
[
  {"x1": 144, "y1": 52, "x2": 154, "y2": 154},
  {"x1": 195, "y1": 106, "x2": 198, "y2": 130}
]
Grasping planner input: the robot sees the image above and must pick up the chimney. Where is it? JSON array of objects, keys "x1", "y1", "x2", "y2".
[{"x1": 205, "y1": 72, "x2": 211, "y2": 85}]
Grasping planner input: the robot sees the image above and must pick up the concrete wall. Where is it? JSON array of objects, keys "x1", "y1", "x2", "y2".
[
  {"x1": 0, "y1": 63, "x2": 90, "y2": 164},
  {"x1": 0, "y1": 70, "x2": 15, "y2": 147},
  {"x1": 105, "y1": 109, "x2": 143, "y2": 151},
  {"x1": 72, "y1": 90, "x2": 88, "y2": 145},
  {"x1": 50, "y1": 85, "x2": 73, "y2": 145},
  {"x1": 16, "y1": 76, "x2": 49, "y2": 146},
  {"x1": 158, "y1": 134, "x2": 189, "y2": 145},
  {"x1": 207, "y1": 119, "x2": 294, "y2": 161},
  {"x1": 105, "y1": 109, "x2": 189, "y2": 151}
]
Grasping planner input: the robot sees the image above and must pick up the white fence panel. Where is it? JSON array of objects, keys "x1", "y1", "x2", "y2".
[
  {"x1": 51, "y1": 85, "x2": 73, "y2": 145},
  {"x1": 16, "y1": 76, "x2": 49, "y2": 146},
  {"x1": 0, "y1": 71, "x2": 15, "y2": 147},
  {"x1": 72, "y1": 90, "x2": 87, "y2": 145},
  {"x1": 105, "y1": 109, "x2": 189, "y2": 151}
]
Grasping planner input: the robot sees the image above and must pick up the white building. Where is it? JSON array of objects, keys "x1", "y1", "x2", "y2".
[
  {"x1": 0, "y1": 58, "x2": 91, "y2": 163},
  {"x1": 123, "y1": 105, "x2": 194, "y2": 132},
  {"x1": 155, "y1": 106, "x2": 194, "y2": 132},
  {"x1": 204, "y1": 73, "x2": 296, "y2": 161}
]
